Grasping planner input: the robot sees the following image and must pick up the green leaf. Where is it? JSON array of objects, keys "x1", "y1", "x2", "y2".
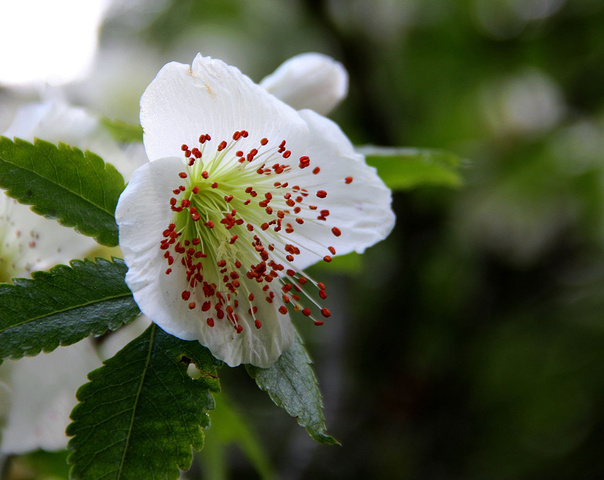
[
  {"x1": 246, "y1": 333, "x2": 339, "y2": 446},
  {"x1": 359, "y1": 145, "x2": 465, "y2": 190},
  {"x1": 200, "y1": 394, "x2": 276, "y2": 480},
  {"x1": 0, "y1": 258, "x2": 139, "y2": 362},
  {"x1": 100, "y1": 118, "x2": 144, "y2": 144},
  {"x1": 67, "y1": 324, "x2": 221, "y2": 480},
  {"x1": 0, "y1": 136, "x2": 126, "y2": 246}
]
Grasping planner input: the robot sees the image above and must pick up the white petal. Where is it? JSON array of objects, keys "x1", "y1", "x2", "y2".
[
  {"x1": 0, "y1": 194, "x2": 98, "y2": 278},
  {"x1": 4, "y1": 100, "x2": 147, "y2": 180},
  {"x1": 260, "y1": 53, "x2": 349, "y2": 115},
  {"x1": 116, "y1": 158, "x2": 295, "y2": 367},
  {"x1": 140, "y1": 54, "x2": 308, "y2": 162},
  {"x1": 0, "y1": 340, "x2": 102, "y2": 454},
  {"x1": 258, "y1": 109, "x2": 395, "y2": 270}
]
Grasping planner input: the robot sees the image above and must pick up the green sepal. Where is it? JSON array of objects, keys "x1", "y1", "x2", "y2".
[
  {"x1": 0, "y1": 258, "x2": 139, "y2": 363},
  {"x1": 0, "y1": 136, "x2": 125, "y2": 246},
  {"x1": 100, "y1": 117, "x2": 144, "y2": 144},
  {"x1": 246, "y1": 333, "x2": 339, "y2": 446},
  {"x1": 67, "y1": 324, "x2": 221, "y2": 480}
]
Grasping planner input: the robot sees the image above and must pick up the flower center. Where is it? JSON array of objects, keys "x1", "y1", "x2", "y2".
[{"x1": 159, "y1": 130, "x2": 346, "y2": 333}]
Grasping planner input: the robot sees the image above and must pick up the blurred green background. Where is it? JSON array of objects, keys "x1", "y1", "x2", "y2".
[{"x1": 6, "y1": 0, "x2": 604, "y2": 479}]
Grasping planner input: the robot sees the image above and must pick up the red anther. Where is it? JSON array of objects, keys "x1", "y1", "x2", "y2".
[
  {"x1": 165, "y1": 268, "x2": 172, "y2": 275},
  {"x1": 286, "y1": 269, "x2": 296, "y2": 276},
  {"x1": 261, "y1": 138, "x2": 269, "y2": 145},
  {"x1": 298, "y1": 277, "x2": 307, "y2": 285},
  {"x1": 283, "y1": 150, "x2": 291, "y2": 158},
  {"x1": 320, "y1": 210, "x2": 330, "y2": 217},
  {"x1": 173, "y1": 189, "x2": 181, "y2": 194},
  {"x1": 181, "y1": 144, "x2": 188, "y2": 151},
  {"x1": 192, "y1": 148, "x2": 202, "y2": 158},
  {"x1": 192, "y1": 238, "x2": 201, "y2": 245},
  {"x1": 278, "y1": 306, "x2": 287, "y2": 315},
  {"x1": 235, "y1": 325, "x2": 244, "y2": 334},
  {"x1": 170, "y1": 198, "x2": 177, "y2": 206},
  {"x1": 248, "y1": 294, "x2": 255, "y2": 302},
  {"x1": 285, "y1": 226, "x2": 294, "y2": 234},
  {"x1": 225, "y1": 195, "x2": 233, "y2": 202},
  {"x1": 202, "y1": 301, "x2": 211, "y2": 312},
  {"x1": 236, "y1": 150, "x2": 244, "y2": 157},
  {"x1": 283, "y1": 295, "x2": 291, "y2": 303},
  {"x1": 314, "y1": 320, "x2": 324, "y2": 326},
  {"x1": 192, "y1": 213, "x2": 201, "y2": 221},
  {"x1": 318, "y1": 282, "x2": 326, "y2": 290},
  {"x1": 265, "y1": 206, "x2": 273, "y2": 215},
  {"x1": 188, "y1": 302, "x2": 196, "y2": 310},
  {"x1": 241, "y1": 130, "x2": 249, "y2": 137},
  {"x1": 296, "y1": 218, "x2": 304, "y2": 225},
  {"x1": 328, "y1": 246, "x2": 336, "y2": 255},
  {"x1": 261, "y1": 223, "x2": 269, "y2": 231},
  {"x1": 180, "y1": 185, "x2": 186, "y2": 191},
  {"x1": 286, "y1": 199, "x2": 295, "y2": 207},
  {"x1": 179, "y1": 172, "x2": 188, "y2": 178},
  {"x1": 286, "y1": 254, "x2": 294, "y2": 262},
  {"x1": 299, "y1": 156, "x2": 310, "y2": 168},
  {"x1": 218, "y1": 140, "x2": 227, "y2": 151},
  {"x1": 202, "y1": 171, "x2": 209, "y2": 179},
  {"x1": 265, "y1": 192, "x2": 273, "y2": 200},
  {"x1": 293, "y1": 185, "x2": 300, "y2": 191},
  {"x1": 332, "y1": 227, "x2": 342, "y2": 237},
  {"x1": 230, "y1": 235, "x2": 238, "y2": 244},
  {"x1": 313, "y1": 167, "x2": 320, "y2": 174},
  {"x1": 204, "y1": 220, "x2": 214, "y2": 228},
  {"x1": 316, "y1": 190, "x2": 327, "y2": 198},
  {"x1": 255, "y1": 320, "x2": 262, "y2": 329},
  {"x1": 192, "y1": 186, "x2": 199, "y2": 194},
  {"x1": 319, "y1": 290, "x2": 328, "y2": 300},
  {"x1": 182, "y1": 291, "x2": 191, "y2": 301},
  {"x1": 217, "y1": 260, "x2": 227, "y2": 267},
  {"x1": 345, "y1": 176, "x2": 353, "y2": 184},
  {"x1": 181, "y1": 199, "x2": 191, "y2": 208},
  {"x1": 207, "y1": 318, "x2": 215, "y2": 327},
  {"x1": 302, "y1": 307, "x2": 311, "y2": 317},
  {"x1": 321, "y1": 308, "x2": 331, "y2": 318},
  {"x1": 323, "y1": 255, "x2": 332, "y2": 263},
  {"x1": 246, "y1": 223, "x2": 254, "y2": 231},
  {"x1": 309, "y1": 205, "x2": 317, "y2": 210},
  {"x1": 233, "y1": 131, "x2": 241, "y2": 140},
  {"x1": 211, "y1": 182, "x2": 218, "y2": 188}
]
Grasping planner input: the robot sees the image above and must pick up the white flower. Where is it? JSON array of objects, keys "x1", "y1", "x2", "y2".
[
  {"x1": 116, "y1": 54, "x2": 395, "y2": 368},
  {"x1": 0, "y1": 100, "x2": 146, "y2": 454},
  {"x1": 260, "y1": 52, "x2": 349, "y2": 115}
]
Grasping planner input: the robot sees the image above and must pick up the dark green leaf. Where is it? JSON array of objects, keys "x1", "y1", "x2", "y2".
[
  {"x1": 67, "y1": 324, "x2": 221, "y2": 480},
  {"x1": 100, "y1": 118, "x2": 144, "y2": 144},
  {"x1": 0, "y1": 136, "x2": 126, "y2": 246},
  {"x1": 0, "y1": 258, "x2": 139, "y2": 362},
  {"x1": 359, "y1": 145, "x2": 465, "y2": 190},
  {"x1": 246, "y1": 334, "x2": 339, "y2": 446}
]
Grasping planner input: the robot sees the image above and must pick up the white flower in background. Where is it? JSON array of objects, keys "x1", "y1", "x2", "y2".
[
  {"x1": 0, "y1": 100, "x2": 147, "y2": 454},
  {"x1": 260, "y1": 52, "x2": 348, "y2": 116},
  {"x1": 116, "y1": 54, "x2": 394, "y2": 368}
]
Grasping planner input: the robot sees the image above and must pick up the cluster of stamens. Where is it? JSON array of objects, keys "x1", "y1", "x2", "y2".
[{"x1": 159, "y1": 130, "x2": 354, "y2": 334}]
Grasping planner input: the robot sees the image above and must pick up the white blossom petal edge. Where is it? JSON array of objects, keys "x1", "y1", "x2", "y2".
[
  {"x1": 260, "y1": 52, "x2": 349, "y2": 115},
  {"x1": 116, "y1": 54, "x2": 395, "y2": 367}
]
